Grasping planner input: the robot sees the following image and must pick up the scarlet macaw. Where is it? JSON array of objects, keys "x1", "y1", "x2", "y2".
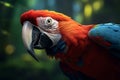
[{"x1": 20, "y1": 10, "x2": 120, "y2": 80}]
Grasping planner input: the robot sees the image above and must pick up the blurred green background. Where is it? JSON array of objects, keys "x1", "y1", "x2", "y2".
[{"x1": 0, "y1": 0, "x2": 120, "y2": 80}]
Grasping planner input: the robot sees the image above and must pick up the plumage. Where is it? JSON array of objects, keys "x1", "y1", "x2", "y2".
[{"x1": 20, "y1": 10, "x2": 120, "y2": 80}]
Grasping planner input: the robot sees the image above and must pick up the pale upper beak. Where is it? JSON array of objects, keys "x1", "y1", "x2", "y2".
[{"x1": 22, "y1": 21, "x2": 53, "y2": 61}]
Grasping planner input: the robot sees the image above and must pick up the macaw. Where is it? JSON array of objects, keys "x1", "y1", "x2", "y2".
[{"x1": 20, "y1": 10, "x2": 120, "y2": 80}]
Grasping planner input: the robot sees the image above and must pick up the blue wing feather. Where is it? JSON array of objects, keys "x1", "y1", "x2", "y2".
[{"x1": 88, "y1": 23, "x2": 120, "y2": 57}]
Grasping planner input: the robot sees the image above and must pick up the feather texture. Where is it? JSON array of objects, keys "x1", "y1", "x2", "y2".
[{"x1": 20, "y1": 10, "x2": 120, "y2": 80}]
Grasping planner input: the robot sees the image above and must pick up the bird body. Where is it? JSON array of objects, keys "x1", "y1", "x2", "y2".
[{"x1": 20, "y1": 10, "x2": 120, "y2": 80}]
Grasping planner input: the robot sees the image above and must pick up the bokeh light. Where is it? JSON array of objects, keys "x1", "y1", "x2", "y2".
[
  {"x1": 1, "y1": 30, "x2": 10, "y2": 36},
  {"x1": 0, "y1": 1, "x2": 13, "y2": 8},
  {"x1": 93, "y1": 0, "x2": 104, "y2": 12},
  {"x1": 5, "y1": 44, "x2": 15, "y2": 55},
  {"x1": 84, "y1": 4, "x2": 92, "y2": 18}
]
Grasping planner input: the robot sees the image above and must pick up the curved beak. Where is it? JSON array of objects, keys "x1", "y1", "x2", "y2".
[
  {"x1": 22, "y1": 21, "x2": 53, "y2": 62},
  {"x1": 22, "y1": 21, "x2": 40, "y2": 61}
]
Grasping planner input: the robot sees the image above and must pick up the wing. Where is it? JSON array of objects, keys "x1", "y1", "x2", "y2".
[{"x1": 88, "y1": 23, "x2": 120, "y2": 58}]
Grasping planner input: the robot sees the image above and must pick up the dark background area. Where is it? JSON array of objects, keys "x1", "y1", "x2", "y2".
[{"x1": 0, "y1": 0, "x2": 120, "y2": 80}]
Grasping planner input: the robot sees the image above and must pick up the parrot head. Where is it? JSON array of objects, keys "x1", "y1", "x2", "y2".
[
  {"x1": 20, "y1": 10, "x2": 91, "y2": 61},
  {"x1": 20, "y1": 10, "x2": 73, "y2": 61}
]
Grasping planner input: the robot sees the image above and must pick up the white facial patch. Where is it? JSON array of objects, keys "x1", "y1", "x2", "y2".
[
  {"x1": 36, "y1": 17, "x2": 59, "y2": 33},
  {"x1": 36, "y1": 17, "x2": 61, "y2": 46}
]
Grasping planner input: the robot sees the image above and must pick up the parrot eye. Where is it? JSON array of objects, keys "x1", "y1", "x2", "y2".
[
  {"x1": 46, "y1": 18, "x2": 52, "y2": 25},
  {"x1": 36, "y1": 17, "x2": 59, "y2": 33}
]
